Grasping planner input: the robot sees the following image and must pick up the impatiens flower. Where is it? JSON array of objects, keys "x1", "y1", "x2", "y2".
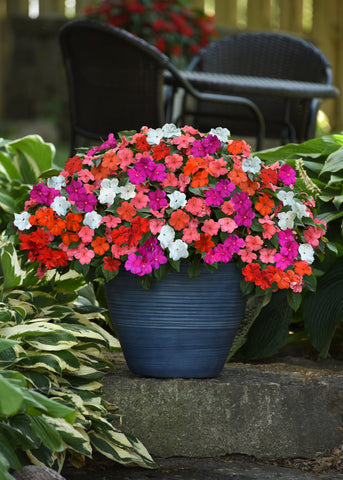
[
  {"x1": 168, "y1": 191, "x2": 187, "y2": 210},
  {"x1": 14, "y1": 124, "x2": 325, "y2": 295},
  {"x1": 14, "y1": 212, "x2": 32, "y2": 231},
  {"x1": 209, "y1": 127, "x2": 230, "y2": 142},
  {"x1": 277, "y1": 211, "x2": 296, "y2": 230},
  {"x1": 83, "y1": 211, "x2": 102, "y2": 230},
  {"x1": 168, "y1": 239, "x2": 189, "y2": 261},
  {"x1": 157, "y1": 224, "x2": 175, "y2": 248},
  {"x1": 47, "y1": 175, "x2": 66, "y2": 190},
  {"x1": 50, "y1": 196, "x2": 71, "y2": 216},
  {"x1": 278, "y1": 164, "x2": 296, "y2": 185},
  {"x1": 298, "y1": 244, "x2": 315, "y2": 263},
  {"x1": 241, "y1": 156, "x2": 262, "y2": 174}
]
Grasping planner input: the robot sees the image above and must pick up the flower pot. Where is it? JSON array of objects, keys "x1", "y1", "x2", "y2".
[{"x1": 105, "y1": 262, "x2": 246, "y2": 378}]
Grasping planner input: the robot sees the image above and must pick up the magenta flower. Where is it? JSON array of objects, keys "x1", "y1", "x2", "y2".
[
  {"x1": 138, "y1": 237, "x2": 167, "y2": 269},
  {"x1": 30, "y1": 183, "x2": 60, "y2": 206},
  {"x1": 75, "y1": 192, "x2": 98, "y2": 212},
  {"x1": 190, "y1": 139, "x2": 206, "y2": 157},
  {"x1": 205, "y1": 188, "x2": 223, "y2": 207},
  {"x1": 148, "y1": 189, "x2": 168, "y2": 210},
  {"x1": 201, "y1": 134, "x2": 221, "y2": 154},
  {"x1": 65, "y1": 179, "x2": 87, "y2": 202},
  {"x1": 125, "y1": 253, "x2": 152, "y2": 276},
  {"x1": 234, "y1": 208, "x2": 255, "y2": 227},
  {"x1": 150, "y1": 163, "x2": 167, "y2": 182},
  {"x1": 278, "y1": 164, "x2": 296, "y2": 185}
]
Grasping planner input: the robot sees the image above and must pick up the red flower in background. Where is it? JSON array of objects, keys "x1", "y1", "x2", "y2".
[{"x1": 84, "y1": 0, "x2": 217, "y2": 68}]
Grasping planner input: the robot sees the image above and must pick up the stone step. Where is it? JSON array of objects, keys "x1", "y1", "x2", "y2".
[{"x1": 103, "y1": 355, "x2": 343, "y2": 460}]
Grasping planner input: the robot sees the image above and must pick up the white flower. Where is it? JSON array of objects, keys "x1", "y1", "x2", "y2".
[
  {"x1": 161, "y1": 123, "x2": 181, "y2": 138},
  {"x1": 241, "y1": 156, "x2": 262, "y2": 174},
  {"x1": 14, "y1": 211, "x2": 32, "y2": 230},
  {"x1": 47, "y1": 175, "x2": 66, "y2": 190},
  {"x1": 291, "y1": 200, "x2": 310, "y2": 219},
  {"x1": 83, "y1": 211, "x2": 102, "y2": 230},
  {"x1": 98, "y1": 188, "x2": 116, "y2": 205},
  {"x1": 101, "y1": 178, "x2": 119, "y2": 190},
  {"x1": 157, "y1": 224, "x2": 175, "y2": 249},
  {"x1": 50, "y1": 196, "x2": 71, "y2": 216},
  {"x1": 208, "y1": 127, "x2": 231, "y2": 143},
  {"x1": 146, "y1": 128, "x2": 164, "y2": 145},
  {"x1": 299, "y1": 244, "x2": 315, "y2": 263},
  {"x1": 277, "y1": 211, "x2": 296, "y2": 230},
  {"x1": 168, "y1": 239, "x2": 189, "y2": 261},
  {"x1": 277, "y1": 190, "x2": 295, "y2": 206},
  {"x1": 168, "y1": 191, "x2": 187, "y2": 210},
  {"x1": 118, "y1": 182, "x2": 136, "y2": 200}
]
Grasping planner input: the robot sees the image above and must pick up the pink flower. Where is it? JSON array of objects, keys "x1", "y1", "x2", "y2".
[
  {"x1": 239, "y1": 248, "x2": 257, "y2": 263},
  {"x1": 218, "y1": 217, "x2": 237, "y2": 233},
  {"x1": 149, "y1": 219, "x2": 164, "y2": 235},
  {"x1": 74, "y1": 245, "x2": 95, "y2": 264},
  {"x1": 245, "y1": 235, "x2": 264, "y2": 251},
  {"x1": 259, "y1": 248, "x2": 276, "y2": 263},
  {"x1": 78, "y1": 169, "x2": 94, "y2": 183},
  {"x1": 79, "y1": 226, "x2": 94, "y2": 243},
  {"x1": 221, "y1": 201, "x2": 234, "y2": 216},
  {"x1": 131, "y1": 192, "x2": 149, "y2": 209},
  {"x1": 185, "y1": 197, "x2": 210, "y2": 216},
  {"x1": 201, "y1": 219, "x2": 219, "y2": 236},
  {"x1": 161, "y1": 172, "x2": 178, "y2": 188},
  {"x1": 178, "y1": 173, "x2": 191, "y2": 192},
  {"x1": 172, "y1": 133, "x2": 194, "y2": 150},
  {"x1": 101, "y1": 215, "x2": 121, "y2": 228},
  {"x1": 165, "y1": 153, "x2": 183, "y2": 171},
  {"x1": 182, "y1": 227, "x2": 200, "y2": 243}
]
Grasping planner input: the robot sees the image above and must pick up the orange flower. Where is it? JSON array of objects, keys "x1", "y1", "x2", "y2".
[
  {"x1": 184, "y1": 156, "x2": 206, "y2": 176},
  {"x1": 228, "y1": 166, "x2": 248, "y2": 186},
  {"x1": 169, "y1": 209, "x2": 190, "y2": 230},
  {"x1": 117, "y1": 201, "x2": 137, "y2": 222},
  {"x1": 103, "y1": 256, "x2": 120, "y2": 272},
  {"x1": 293, "y1": 260, "x2": 312, "y2": 276},
  {"x1": 65, "y1": 212, "x2": 83, "y2": 232},
  {"x1": 61, "y1": 231, "x2": 80, "y2": 246},
  {"x1": 191, "y1": 170, "x2": 208, "y2": 188},
  {"x1": 46, "y1": 215, "x2": 66, "y2": 236},
  {"x1": 227, "y1": 140, "x2": 244, "y2": 155},
  {"x1": 34, "y1": 207, "x2": 54, "y2": 227},
  {"x1": 194, "y1": 233, "x2": 215, "y2": 253},
  {"x1": 91, "y1": 236, "x2": 110, "y2": 255},
  {"x1": 102, "y1": 150, "x2": 121, "y2": 172},
  {"x1": 255, "y1": 193, "x2": 275, "y2": 216}
]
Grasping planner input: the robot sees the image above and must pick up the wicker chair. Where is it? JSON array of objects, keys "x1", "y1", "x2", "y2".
[
  {"x1": 183, "y1": 31, "x2": 333, "y2": 147},
  {"x1": 59, "y1": 20, "x2": 265, "y2": 154}
]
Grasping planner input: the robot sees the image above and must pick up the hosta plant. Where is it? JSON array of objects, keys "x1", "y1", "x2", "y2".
[{"x1": 0, "y1": 242, "x2": 156, "y2": 477}]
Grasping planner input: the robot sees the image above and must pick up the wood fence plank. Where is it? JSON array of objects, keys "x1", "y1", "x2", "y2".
[
  {"x1": 39, "y1": 0, "x2": 65, "y2": 15},
  {"x1": 280, "y1": 0, "x2": 303, "y2": 34},
  {"x1": 247, "y1": 0, "x2": 271, "y2": 30},
  {"x1": 6, "y1": 0, "x2": 28, "y2": 15},
  {"x1": 214, "y1": 0, "x2": 237, "y2": 28}
]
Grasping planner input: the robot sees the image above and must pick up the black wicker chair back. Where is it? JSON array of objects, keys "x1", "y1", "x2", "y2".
[
  {"x1": 60, "y1": 20, "x2": 266, "y2": 154},
  {"x1": 185, "y1": 31, "x2": 332, "y2": 145}
]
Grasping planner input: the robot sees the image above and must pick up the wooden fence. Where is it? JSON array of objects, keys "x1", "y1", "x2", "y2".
[{"x1": 0, "y1": 0, "x2": 342, "y2": 134}]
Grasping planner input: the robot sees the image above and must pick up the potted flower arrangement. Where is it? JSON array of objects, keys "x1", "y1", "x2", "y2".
[
  {"x1": 83, "y1": 0, "x2": 217, "y2": 68},
  {"x1": 14, "y1": 124, "x2": 326, "y2": 378}
]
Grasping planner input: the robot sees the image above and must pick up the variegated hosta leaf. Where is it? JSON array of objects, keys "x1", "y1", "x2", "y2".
[
  {"x1": 5, "y1": 299, "x2": 36, "y2": 319},
  {"x1": 0, "y1": 338, "x2": 19, "y2": 353},
  {"x1": 76, "y1": 318, "x2": 121, "y2": 349},
  {"x1": 89, "y1": 431, "x2": 156, "y2": 468},
  {"x1": 29, "y1": 416, "x2": 65, "y2": 452},
  {"x1": 42, "y1": 415, "x2": 92, "y2": 457}
]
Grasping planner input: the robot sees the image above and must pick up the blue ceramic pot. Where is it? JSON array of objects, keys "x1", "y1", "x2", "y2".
[{"x1": 105, "y1": 262, "x2": 246, "y2": 378}]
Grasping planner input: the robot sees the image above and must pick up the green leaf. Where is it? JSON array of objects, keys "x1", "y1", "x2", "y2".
[
  {"x1": 0, "y1": 339, "x2": 19, "y2": 353},
  {"x1": 287, "y1": 291, "x2": 302, "y2": 312},
  {"x1": 6, "y1": 135, "x2": 55, "y2": 177},
  {"x1": 0, "y1": 243, "x2": 25, "y2": 289},
  {"x1": 0, "y1": 376, "x2": 24, "y2": 416},
  {"x1": 303, "y1": 258, "x2": 343, "y2": 357},
  {"x1": 320, "y1": 146, "x2": 343, "y2": 175},
  {"x1": 241, "y1": 291, "x2": 293, "y2": 360},
  {"x1": 0, "y1": 433, "x2": 21, "y2": 470},
  {"x1": 0, "y1": 451, "x2": 13, "y2": 480},
  {"x1": 227, "y1": 293, "x2": 271, "y2": 360},
  {"x1": 29, "y1": 415, "x2": 65, "y2": 452}
]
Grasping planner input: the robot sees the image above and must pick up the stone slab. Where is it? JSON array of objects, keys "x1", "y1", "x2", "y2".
[{"x1": 103, "y1": 356, "x2": 343, "y2": 460}]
